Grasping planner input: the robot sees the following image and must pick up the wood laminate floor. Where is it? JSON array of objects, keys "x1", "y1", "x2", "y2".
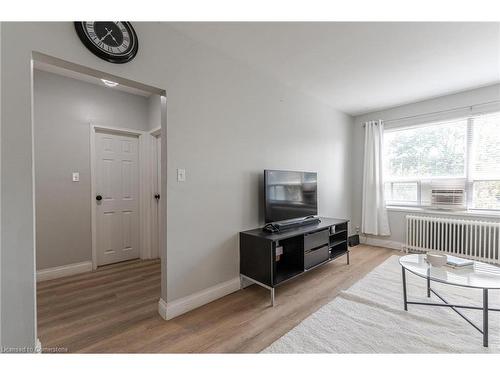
[{"x1": 37, "y1": 245, "x2": 398, "y2": 353}]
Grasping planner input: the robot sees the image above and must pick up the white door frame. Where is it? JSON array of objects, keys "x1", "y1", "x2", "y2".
[
  {"x1": 90, "y1": 124, "x2": 156, "y2": 270},
  {"x1": 150, "y1": 127, "x2": 161, "y2": 137},
  {"x1": 149, "y1": 127, "x2": 161, "y2": 259}
]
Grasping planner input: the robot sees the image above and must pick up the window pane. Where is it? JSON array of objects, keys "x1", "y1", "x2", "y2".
[
  {"x1": 471, "y1": 113, "x2": 500, "y2": 179},
  {"x1": 385, "y1": 182, "x2": 418, "y2": 204},
  {"x1": 384, "y1": 121, "x2": 467, "y2": 179},
  {"x1": 384, "y1": 182, "x2": 391, "y2": 202},
  {"x1": 472, "y1": 181, "x2": 500, "y2": 209}
]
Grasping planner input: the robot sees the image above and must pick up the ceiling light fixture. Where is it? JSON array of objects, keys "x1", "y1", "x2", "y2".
[{"x1": 101, "y1": 79, "x2": 119, "y2": 87}]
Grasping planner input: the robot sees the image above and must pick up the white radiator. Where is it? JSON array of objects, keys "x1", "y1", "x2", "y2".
[{"x1": 405, "y1": 215, "x2": 500, "y2": 264}]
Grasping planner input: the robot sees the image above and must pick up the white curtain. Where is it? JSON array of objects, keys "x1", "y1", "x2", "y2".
[{"x1": 361, "y1": 120, "x2": 391, "y2": 236}]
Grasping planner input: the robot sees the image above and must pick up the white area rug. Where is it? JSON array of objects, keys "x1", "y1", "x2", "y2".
[{"x1": 263, "y1": 255, "x2": 500, "y2": 353}]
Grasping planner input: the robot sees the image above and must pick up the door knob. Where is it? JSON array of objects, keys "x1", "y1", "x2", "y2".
[
  {"x1": 96, "y1": 194, "x2": 103, "y2": 201},
  {"x1": 154, "y1": 194, "x2": 160, "y2": 200}
]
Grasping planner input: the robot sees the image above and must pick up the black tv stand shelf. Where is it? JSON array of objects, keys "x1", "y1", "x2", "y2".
[{"x1": 239, "y1": 217, "x2": 349, "y2": 306}]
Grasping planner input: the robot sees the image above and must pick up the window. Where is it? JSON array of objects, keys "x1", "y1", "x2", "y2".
[
  {"x1": 384, "y1": 121, "x2": 467, "y2": 180},
  {"x1": 470, "y1": 113, "x2": 500, "y2": 209},
  {"x1": 384, "y1": 181, "x2": 419, "y2": 205},
  {"x1": 383, "y1": 112, "x2": 500, "y2": 211}
]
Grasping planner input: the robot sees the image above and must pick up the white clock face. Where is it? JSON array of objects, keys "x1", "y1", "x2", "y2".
[{"x1": 83, "y1": 21, "x2": 134, "y2": 56}]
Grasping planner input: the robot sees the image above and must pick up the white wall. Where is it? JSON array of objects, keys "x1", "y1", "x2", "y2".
[
  {"x1": 0, "y1": 22, "x2": 353, "y2": 349},
  {"x1": 33, "y1": 70, "x2": 150, "y2": 270},
  {"x1": 351, "y1": 84, "x2": 500, "y2": 247}
]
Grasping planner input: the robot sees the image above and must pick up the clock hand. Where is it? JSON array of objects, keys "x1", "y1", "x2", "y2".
[
  {"x1": 109, "y1": 32, "x2": 118, "y2": 44},
  {"x1": 100, "y1": 28, "x2": 113, "y2": 43}
]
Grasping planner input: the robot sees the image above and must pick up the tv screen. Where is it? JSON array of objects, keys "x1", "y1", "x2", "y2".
[{"x1": 264, "y1": 170, "x2": 318, "y2": 223}]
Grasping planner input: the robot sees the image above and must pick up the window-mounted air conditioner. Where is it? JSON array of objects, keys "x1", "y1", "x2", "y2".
[
  {"x1": 420, "y1": 179, "x2": 466, "y2": 210},
  {"x1": 430, "y1": 188, "x2": 466, "y2": 210}
]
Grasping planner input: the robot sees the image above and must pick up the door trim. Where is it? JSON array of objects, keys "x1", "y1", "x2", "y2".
[
  {"x1": 150, "y1": 128, "x2": 161, "y2": 259},
  {"x1": 90, "y1": 124, "x2": 153, "y2": 270},
  {"x1": 150, "y1": 126, "x2": 161, "y2": 137}
]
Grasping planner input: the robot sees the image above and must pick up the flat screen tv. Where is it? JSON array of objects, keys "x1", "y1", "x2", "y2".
[{"x1": 264, "y1": 170, "x2": 318, "y2": 223}]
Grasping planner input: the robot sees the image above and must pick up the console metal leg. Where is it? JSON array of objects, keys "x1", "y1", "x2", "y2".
[
  {"x1": 402, "y1": 266, "x2": 408, "y2": 311},
  {"x1": 483, "y1": 288, "x2": 489, "y2": 347},
  {"x1": 240, "y1": 274, "x2": 276, "y2": 308},
  {"x1": 347, "y1": 250, "x2": 350, "y2": 265}
]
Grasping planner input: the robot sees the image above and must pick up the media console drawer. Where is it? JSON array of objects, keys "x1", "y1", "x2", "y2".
[
  {"x1": 304, "y1": 229, "x2": 329, "y2": 251},
  {"x1": 304, "y1": 245, "x2": 329, "y2": 269}
]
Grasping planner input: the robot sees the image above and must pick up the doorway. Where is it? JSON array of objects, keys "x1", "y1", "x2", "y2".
[
  {"x1": 32, "y1": 53, "x2": 167, "y2": 352},
  {"x1": 90, "y1": 124, "x2": 161, "y2": 268},
  {"x1": 93, "y1": 129, "x2": 140, "y2": 266}
]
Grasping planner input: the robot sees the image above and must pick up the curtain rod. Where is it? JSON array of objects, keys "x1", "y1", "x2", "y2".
[{"x1": 362, "y1": 100, "x2": 500, "y2": 127}]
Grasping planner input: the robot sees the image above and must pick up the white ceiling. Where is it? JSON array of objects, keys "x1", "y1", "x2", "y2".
[{"x1": 172, "y1": 22, "x2": 500, "y2": 116}]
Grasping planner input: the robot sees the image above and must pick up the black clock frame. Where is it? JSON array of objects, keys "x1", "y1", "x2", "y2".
[{"x1": 74, "y1": 22, "x2": 139, "y2": 64}]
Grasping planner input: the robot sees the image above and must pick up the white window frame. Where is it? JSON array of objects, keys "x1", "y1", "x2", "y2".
[
  {"x1": 383, "y1": 113, "x2": 500, "y2": 213},
  {"x1": 385, "y1": 180, "x2": 420, "y2": 206}
]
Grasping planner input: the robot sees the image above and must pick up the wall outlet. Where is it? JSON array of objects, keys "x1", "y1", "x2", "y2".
[
  {"x1": 177, "y1": 168, "x2": 186, "y2": 182},
  {"x1": 355, "y1": 226, "x2": 360, "y2": 234},
  {"x1": 72, "y1": 172, "x2": 80, "y2": 182}
]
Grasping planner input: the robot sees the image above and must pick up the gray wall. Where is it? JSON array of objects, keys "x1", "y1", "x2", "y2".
[
  {"x1": 0, "y1": 22, "x2": 353, "y2": 348},
  {"x1": 351, "y1": 84, "x2": 500, "y2": 245},
  {"x1": 33, "y1": 70, "x2": 150, "y2": 270},
  {"x1": 147, "y1": 94, "x2": 162, "y2": 131},
  {"x1": 165, "y1": 80, "x2": 353, "y2": 301},
  {"x1": 1, "y1": 22, "x2": 37, "y2": 350},
  {"x1": 0, "y1": 21, "x2": 3, "y2": 349},
  {"x1": 370, "y1": 209, "x2": 500, "y2": 245}
]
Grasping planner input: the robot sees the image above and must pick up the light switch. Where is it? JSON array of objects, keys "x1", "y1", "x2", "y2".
[
  {"x1": 72, "y1": 172, "x2": 80, "y2": 182},
  {"x1": 177, "y1": 168, "x2": 186, "y2": 182}
]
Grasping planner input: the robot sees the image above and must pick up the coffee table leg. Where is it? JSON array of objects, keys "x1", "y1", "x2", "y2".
[
  {"x1": 427, "y1": 271, "x2": 431, "y2": 298},
  {"x1": 483, "y1": 288, "x2": 488, "y2": 347},
  {"x1": 402, "y1": 266, "x2": 408, "y2": 311}
]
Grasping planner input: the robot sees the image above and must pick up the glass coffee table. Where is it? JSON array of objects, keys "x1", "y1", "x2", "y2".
[{"x1": 399, "y1": 254, "x2": 500, "y2": 347}]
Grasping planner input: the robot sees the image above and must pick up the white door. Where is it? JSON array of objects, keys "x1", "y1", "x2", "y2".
[
  {"x1": 151, "y1": 135, "x2": 161, "y2": 259},
  {"x1": 95, "y1": 131, "x2": 140, "y2": 266}
]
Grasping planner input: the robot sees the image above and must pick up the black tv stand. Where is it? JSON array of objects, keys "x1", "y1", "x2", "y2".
[
  {"x1": 240, "y1": 217, "x2": 349, "y2": 306},
  {"x1": 263, "y1": 216, "x2": 321, "y2": 233}
]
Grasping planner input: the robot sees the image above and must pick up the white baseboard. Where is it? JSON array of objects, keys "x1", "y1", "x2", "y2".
[
  {"x1": 35, "y1": 338, "x2": 42, "y2": 353},
  {"x1": 37, "y1": 261, "x2": 93, "y2": 282},
  {"x1": 360, "y1": 236, "x2": 404, "y2": 251},
  {"x1": 158, "y1": 298, "x2": 169, "y2": 320},
  {"x1": 158, "y1": 276, "x2": 241, "y2": 320}
]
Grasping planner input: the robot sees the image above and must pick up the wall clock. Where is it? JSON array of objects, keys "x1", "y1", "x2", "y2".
[{"x1": 74, "y1": 22, "x2": 139, "y2": 64}]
